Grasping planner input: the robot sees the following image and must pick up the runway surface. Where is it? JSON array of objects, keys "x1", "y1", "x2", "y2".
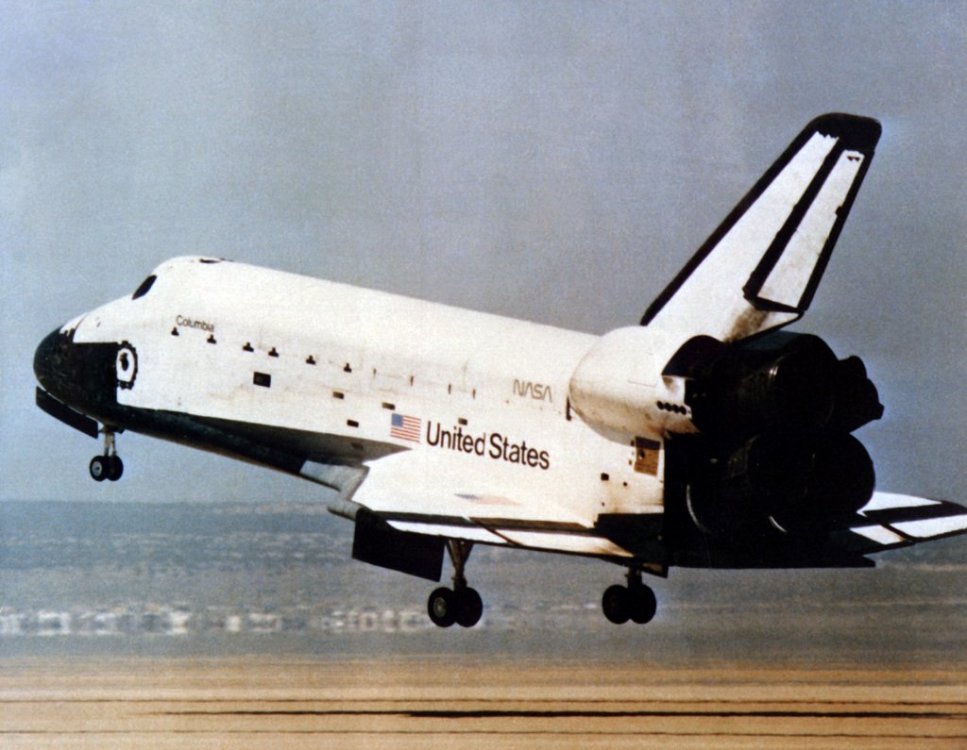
[{"x1": 2, "y1": 658, "x2": 965, "y2": 748}]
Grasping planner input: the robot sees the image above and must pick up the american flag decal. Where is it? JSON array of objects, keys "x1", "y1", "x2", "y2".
[{"x1": 390, "y1": 413, "x2": 421, "y2": 442}]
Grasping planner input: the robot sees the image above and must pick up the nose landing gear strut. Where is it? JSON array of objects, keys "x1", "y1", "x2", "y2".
[{"x1": 89, "y1": 428, "x2": 124, "y2": 482}]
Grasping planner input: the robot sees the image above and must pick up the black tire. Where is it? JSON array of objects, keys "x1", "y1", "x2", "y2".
[
  {"x1": 106, "y1": 455, "x2": 124, "y2": 482},
  {"x1": 455, "y1": 587, "x2": 483, "y2": 628},
  {"x1": 602, "y1": 584, "x2": 630, "y2": 624},
  {"x1": 629, "y1": 585, "x2": 658, "y2": 624},
  {"x1": 427, "y1": 587, "x2": 456, "y2": 628},
  {"x1": 89, "y1": 456, "x2": 108, "y2": 482}
]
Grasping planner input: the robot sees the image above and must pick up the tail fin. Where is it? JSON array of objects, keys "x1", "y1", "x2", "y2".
[{"x1": 642, "y1": 113, "x2": 881, "y2": 342}]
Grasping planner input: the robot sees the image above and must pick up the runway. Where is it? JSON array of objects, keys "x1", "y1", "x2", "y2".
[{"x1": 2, "y1": 658, "x2": 965, "y2": 748}]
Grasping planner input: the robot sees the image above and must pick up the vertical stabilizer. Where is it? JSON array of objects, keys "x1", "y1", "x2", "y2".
[{"x1": 642, "y1": 114, "x2": 881, "y2": 341}]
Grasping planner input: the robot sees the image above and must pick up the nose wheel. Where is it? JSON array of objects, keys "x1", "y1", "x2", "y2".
[
  {"x1": 602, "y1": 568, "x2": 657, "y2": 625},
  {"x1": 90, "y1": 429, "x2": 124, "y2": 482},
  {"x1": 427, "y1": 540, "x2": 483, "y2": 628}
]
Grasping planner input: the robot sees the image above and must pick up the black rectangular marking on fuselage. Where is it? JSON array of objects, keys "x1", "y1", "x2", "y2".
[{"x1": 253, "y1": 372, "x2": 271, "y2": 388}]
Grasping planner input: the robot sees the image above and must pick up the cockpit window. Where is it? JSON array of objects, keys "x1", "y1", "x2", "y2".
[{"x1": 132, "y1": 275, "x2": 157, "y2": 300}]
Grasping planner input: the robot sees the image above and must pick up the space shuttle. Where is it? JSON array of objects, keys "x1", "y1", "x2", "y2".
[{"x1": 34, "y1": 114, "x2": 967, "y2": 628}]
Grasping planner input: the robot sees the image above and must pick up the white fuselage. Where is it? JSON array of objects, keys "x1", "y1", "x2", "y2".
[{"x1": 67, "y1": 257, "x2": 690, "y2": 530}]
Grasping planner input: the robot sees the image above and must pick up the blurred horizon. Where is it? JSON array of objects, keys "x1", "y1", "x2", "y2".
[{"x1": 3, "y1": 499, "x2": 965, "y2": 664}]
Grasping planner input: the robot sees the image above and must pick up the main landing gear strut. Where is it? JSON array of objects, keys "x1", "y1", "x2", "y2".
[
  {"x1": 602, "y1": 567, "x2": 657, "y2": 625},
  {"x1": 427, "y1": 540, "x2": 483, "y2": 628},
  {"x1": 89, "y1": 428, "x2": 124, "y2": 482}
]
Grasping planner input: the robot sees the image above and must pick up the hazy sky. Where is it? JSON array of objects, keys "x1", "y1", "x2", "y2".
[{"x1": 1, "y1": 1, "x2": 964, "y2": 509}]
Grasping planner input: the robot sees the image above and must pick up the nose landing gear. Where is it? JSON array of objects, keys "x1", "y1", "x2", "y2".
[
  {"x1": 427, "y1": 540, "x2": 483, "y2": 628},
  {"x1": 89, "y1": 429, "x2": 124, "y2": 482},
  {"x1": 602, "y1": 567, "x2": 657, "y2": 625}
]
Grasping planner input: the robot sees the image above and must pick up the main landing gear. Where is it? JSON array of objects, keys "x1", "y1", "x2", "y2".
[
  {"x1": 427, "y1": 540, "x2": 483, "y2": 628},
  {"x1": 602, "y1": 567, "x2": 657, "y2": 625},
  {"x1": 89, "y1": 428, "x2": 123, "y2": 482}
]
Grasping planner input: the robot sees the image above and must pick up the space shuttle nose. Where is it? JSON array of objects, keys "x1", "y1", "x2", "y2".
[
  {"x1": 34, "y1": 327, "x2": 66, "y2": 394},
  {"x1": 34, "y1": 320, "x2": 120, "y2": 419},
  {"x1": 34, "y1": 325, "x2": 108, "y2": 440}
]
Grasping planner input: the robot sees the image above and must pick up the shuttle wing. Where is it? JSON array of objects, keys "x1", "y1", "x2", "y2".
[
  {"x1": 840, "y1": 492, "x2": 967, "y2": 554},
  {"x1": 348, "y1": 463, "x2": 637, "y2": 560}
]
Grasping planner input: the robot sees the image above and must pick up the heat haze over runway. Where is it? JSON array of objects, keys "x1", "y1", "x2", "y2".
[{"x1": 2, "y1": 659, "x2": 966, "y2": 749}]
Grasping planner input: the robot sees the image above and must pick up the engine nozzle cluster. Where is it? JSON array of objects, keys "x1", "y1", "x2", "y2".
[{"x1": 672, "y1": 332, "x2": 883, "y2": 541}]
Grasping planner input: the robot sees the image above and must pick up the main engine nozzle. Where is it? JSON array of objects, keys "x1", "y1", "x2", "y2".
[
  {"x1": 685, "y1": 432, "x2": 876, "y2": 539},
  {"x1": 685, "y1": 333, "x2": 883, "y2": 439}
]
